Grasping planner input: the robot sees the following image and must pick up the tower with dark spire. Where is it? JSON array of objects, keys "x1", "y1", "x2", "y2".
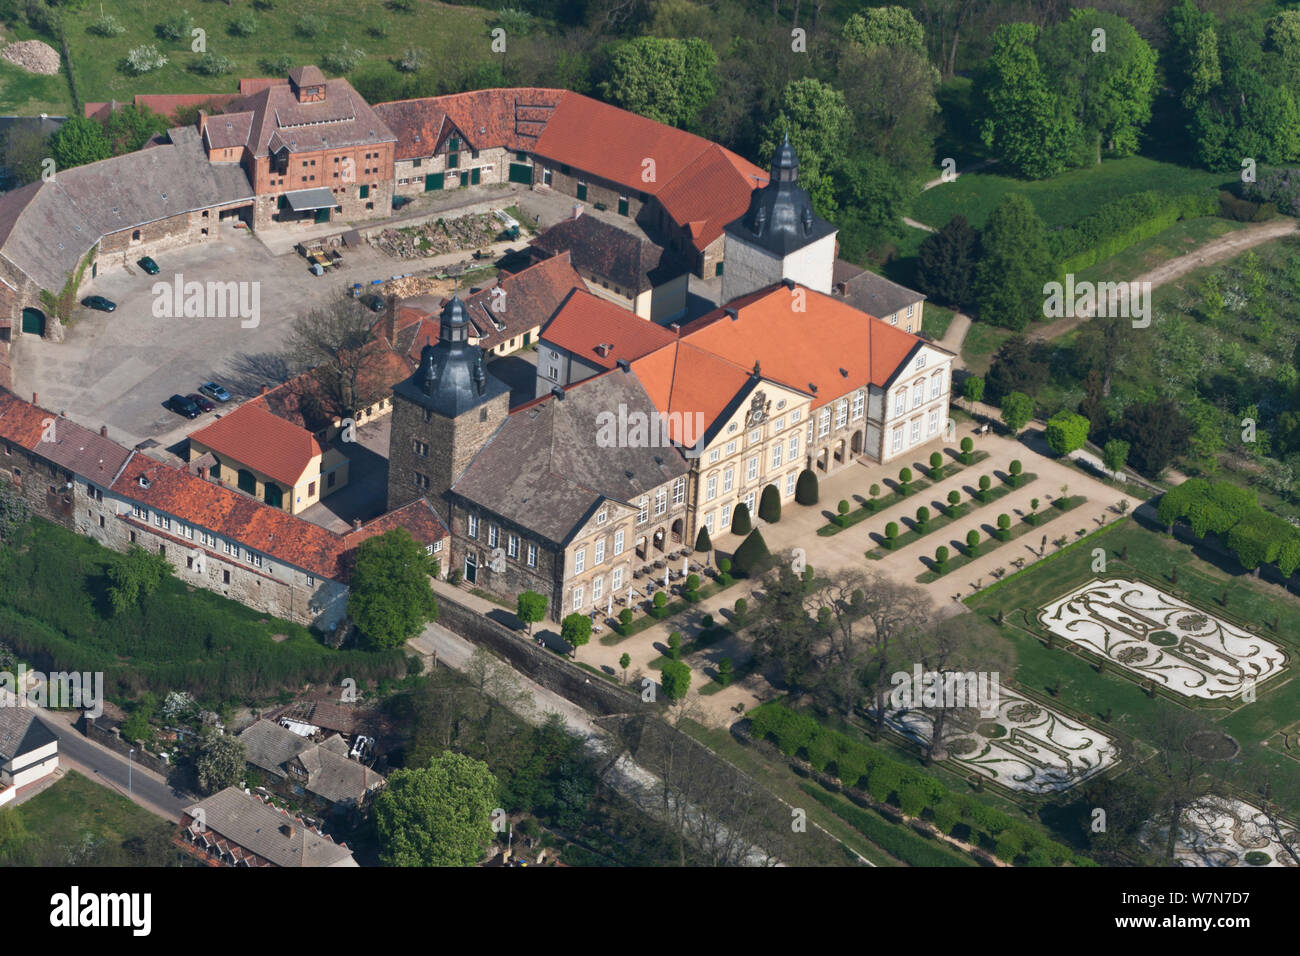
[
  {"x1": 720, "y1": 132, "x2": 837, "y2": 304},
  {"x1": 386, "y1": 293, "x2": 511, "y2": 511}
]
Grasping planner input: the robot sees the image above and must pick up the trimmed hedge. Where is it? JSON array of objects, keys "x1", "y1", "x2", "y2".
[
  {"x1": 1053, "y1": 189, "x2": 1218, "y2": 274},
  {"x1": 800, "y1": 784, "x2": 975, "y2": 867},
  {"x1": 1157, "y1": 479, "x2": 1300, "y2": 576},
  {"x1": 749, "y1": 703, "x2": 1092, "y2": 867}
]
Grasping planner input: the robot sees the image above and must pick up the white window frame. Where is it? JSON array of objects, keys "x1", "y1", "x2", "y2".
[
  {"x1": 788, "y1": 434, "x2": 799, "y2": 459},
  {"x1": 594, "y1": 538, "x2": 605, "y2": 564},
  {"x1": 835, "y1": 400, "x2": 848, "y2": 429},
  {"x1": 818, "y1": 408, "x2": 831, "y2": 438},
  {"x1": 706, "y1": 474, "x2": 718, "y2": 501},
  {"x1": 672, "y1": 477, "x2": 685, "y2": 505},
  {"x1": 911, "y1": 418, "x2": 921, "y2": 443},
  {"x1": 592, "y1": 575, "x2": 603, "y2": 602},
  {"x1": 527, "y1": 544, "x2": 538, "y2": 568},
  {"x1": 771, "y1": 444, "x2": 782, "y2": 469},
  {"x1": 468, "y1": 514, "x2": 479, "y2": 538},
  {"x1": 785, "y1": 472, "x2": 797, "y2": 496},
  {"x1": 508, "y1": 534, "x2": 519, "y2": 558},
  {"x1": 655, "y1": 487, "x2": 667, "y2": 516},
  {"x1": 851, "y1": 391, "x2": 864, "y2": 421},
  {"x1": 892, "y1": 427, "x2": 904, "y2": 452},
  {"x1": 638, "y1": 496, "x2": 649, "y2": 523},
  {"x1": 614, "y1": 529, "x2": 625, "y2": 555},
  {"x1": 746, "y1": 456, "x2": 759, "y2": 482},
  {"x1": 574, "y1": 548, "x2": 586, "y2": 574},
  {"x1": 722, "y1": 468, "x2": 734, "y2": 493},
  {"x1": 705, "y1": 512, "x2": 715, "y2": 534},
  {"x1": 572, "y1": 586, "x2": 584, "y2": 611},
  {"x1": 612, "y1": 567, "x2": 623, "y2": 591}
]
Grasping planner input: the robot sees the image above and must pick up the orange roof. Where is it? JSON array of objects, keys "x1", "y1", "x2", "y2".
[
  {"x1": 630, "y1": 341, "x2": 756, "y2": 446},
  {"x1": 541, "y1": 289, "x2": 676, "y2": 370},
  {"x1": 679, "y1": 284, "x2": 925, "y2": 411},
  {"x1": 189, "y1": 403, "x2": 323, "y2": 487},
  {"x1": 656, "y1": 143, "x2": 766, "y2": 251},
  {"x1": 0, "y1": 389, "x2": 52, "y2": 447}
]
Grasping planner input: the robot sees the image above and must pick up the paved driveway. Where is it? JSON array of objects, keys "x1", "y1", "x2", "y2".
[{"x1": 12, "y1": 231, "x2": 398, "y2": 449}]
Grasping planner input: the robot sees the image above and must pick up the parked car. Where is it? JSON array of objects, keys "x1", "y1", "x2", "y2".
[
  {"x1": 198, "y1": 382, "x2": 231, "y2": 403},
  {"x1": 137, "y1": 256, "x2": 160, "y2": 275},
  {"x1": 187, "y1": 393, "x2": 215, "y2": 413},
  {"x1": 361, "y1": 294, "x2": 385, "y2": 313},
  {"x1": 164, "y1": 394, "x2": 200, "y2": 419},
  {"x1": 81, "y1": 295, "x2": 116, "y2": 312}
]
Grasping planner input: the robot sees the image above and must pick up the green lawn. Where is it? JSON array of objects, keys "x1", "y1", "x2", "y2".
[
  {"x1": 0, "y1": 518, "x2": 405, "y2": 706},
  {"x1": 960, "y1": 320, "x2": 1015, "y2": 377},
  {"x1": 55, "y1": 0, "x2": 495, "y2": 106},
  {"x1": 909, "y1": 156, "x2": 1232, "y2": 231},
  {"x1": 0, "y1": 770, "x2": 182, "y2": 866},
  {"x1": 921, "y1": 303, "x2": 956, "y2": 340},
  {"x1": 966, "y1": 520, "x2": 1300, "y2": 812},
  {"x1": 0, "y1": 57, "x2": 73, "y2": 114}
]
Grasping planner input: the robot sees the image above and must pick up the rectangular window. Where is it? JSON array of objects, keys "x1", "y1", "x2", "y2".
[
  {"x1": 655, "y1": 487, "x2": 667, "y2": 516},
  {"x1": 527, "y1": 544, "x2": 538, "y2": 567},
  {"x1": 574, "y1": 548, "x2": 585, "y2": 573},
  {"x1": 672, "y1": 477, "x2": 685, "y2": 505},
  {"x1": 791, "y1": 409, "x2": 802, "y2": 424},
  {"x1": 705, "y1": 513, "x2": 715, "y2": 534},
  {"x1": 721, "y1": 504, "x2": 731, "y2": 528},
  {"x1": 749, "y1": 429, "x2": 761, "y2": 444},
  {"x1": 468, "y1": 514, "x2": 479, "y2": 538},
  {"x1": 911, "y1": 418, "x2": 922, "y2": 443},
  {"x1": 596, "y1": 509, "x2": 607, "y2": 524},
  {"x1": 708, "y1": 448, "x2": 720, "y2": 463},
  {"x1": 893, "y1": 427, "x2": 904, "y2": 452},
  {"x1": 746, "y1": 456, "x2": 758, "y2": 482},
  {"x1": 614, "y1": 530, "x2": 624, "y2": 555},
  {"x1": 426, "y1": 543, "x2": 435, "y2": 556},
  {"x1": 928, "y1": 409, "x2": 940, "y2": 435},
  {"x1": 788, "y1": 434, "x2": 799, "y2": 459},
  {"x1": 249, "y1": 552, "x2": 263, "y2": 569},
  {"x1": 836, "y1": 400, "x2": 848, "y2": 429},
  {"x1": 612, "y1": 567, "x2": 623, "y2": 591},
  {"x1": 913, "y1": 382, "x2": 924, "y2": 409},
  {"x1": 433, "y1": 539, "x2": 443, "y2": 553},
  {"x1": 706, "y1": 474, "x2": 718, "y2": 501},
  {"x1": 594, "y1": 538, "x2": 605, "y2": 564},
  {"x1": 508, "y1": 534, "x2": 519, "y2": 558},
  {"x1": 852, "y1": 391, "x2": 864, "y2": 421},
  {"x1": 930, "y1": 373, "x2": 943, "y2": 399},
  {"x1": 592, "y1": 576, "x2": 603, "y2": 602},
  {"x1": 722, "y1": 468, "x2": 734, "y2": 493},
  {"x1": 895, "y1": 392, "x2": 906, "y2": 416},
  {"x1": 818, "y1": 409, "x2": 831, "y2": 438},
  {"x1": 488, "y1": 524, "x2": 498, "y2": 548},
  {"x1": 725, "y1": 441, "x2": 736, "y2": 456},
  {"x1": 785, "y1": 472, "x2": 797, "y2": 496},
  {"x1": 572, "y1": 586, "x2": 584, "y2": 611},
  {"x1": 414, "y1": 471, "x2": 430, "y2": 490},
  {"x1": 638, "y1": 496, "x2": 649, "y2": 523},
  {"x1": 771, "y1": 444, "x2": 783, "y2": 469},
  {"x1": 307, "y1": 574, "x2": 316, "y2": 586}
]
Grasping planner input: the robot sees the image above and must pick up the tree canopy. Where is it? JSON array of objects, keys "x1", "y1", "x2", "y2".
[
  {"x1": 376, "y1": 750, "x2": 499, "y2": 867},
  {"x1": 348, "y1": 528, "x2": 439, "y2": 649}
]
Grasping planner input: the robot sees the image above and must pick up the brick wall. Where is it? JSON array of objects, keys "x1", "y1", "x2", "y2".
[{"x1": 0, "y1": 440, "x2": 76, "y2": 530}]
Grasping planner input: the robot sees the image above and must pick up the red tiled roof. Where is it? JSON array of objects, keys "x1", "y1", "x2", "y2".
[
  {"x1": 189, "y1": 403, "x2": 323, "y2": 487},
  {"x1": 630, "y1": 341, "x2": 755, "y2": 446},
  {"x1": 677, "y1": 283, "x2": 927, "y2": 411},
  {"x1": 374, "y1": 88, "x2": 564, "y2": 160},
  {"x1": 344, "y1": 498, "x2": 448, "y2": 549},
  {"x1": 540, "y1": 288, "x2": 676, "y2": 370},
  {"x1": 0, "y1": 389, "x2": 52, "y2": 447},
  {"x1": 656, "y1": 143, "x2": 766, "y2": 251}
]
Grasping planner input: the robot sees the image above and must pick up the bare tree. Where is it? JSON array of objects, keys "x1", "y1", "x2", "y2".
[
  {"x1": 281, "y1": 298, "x2": 383, "y2": 420},
  {"x1": 804, "y1": 569, "x2": 875, "y2": 717},
  {"x1": 895, "y1": 612, "x2": 1013, "y2": 762},
  {"x1": 859, "y1": 573, "x2": 932, "y2": 737}
]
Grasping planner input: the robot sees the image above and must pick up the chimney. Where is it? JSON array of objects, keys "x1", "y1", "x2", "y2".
[
  {"x1": 260, "y1": 384, "x2": 269, "y2": 396},
  {"x1": 281, "y1": 824, "x2": 295, "y2": 838},
  {"x1": 352, "y1": 518, "x2": 362, "y2": 531},
  {"x1": 31, "y1": 392, "x2": 37, "y2": 405},
  {"x1": 595, "y1": 343, "x2": 612, "y2": 358},
  {"x1": 781, "y1": 277, "x2": 796, "y2": 290},
  {"x1": 616, "y1": 358, "x2": 630, "y2": 372},
  {"x1": 668, "y1": 323, "x2": 680, "y2": 333},
  {"x1": 99, "y1": 425, "x2": 108, "y2": 437},
  {"x1": 384, "y1": 294, "x2": 397, "y2": 344},
  {"x1": 550, "y1": 385, "x2": 564, "y2": 401},
  {"x1": 198, "y1": 466, "x2": 208, "y2": 480},
  {"x1": 572, "y1": 204, "x2": 584, "y2": 220},
  {"x1": 197, "y1": 110, "x2": 207, "y2": 135},
  {"x1": 725, "y1": 308, "x2": 738, "y2": 322}
]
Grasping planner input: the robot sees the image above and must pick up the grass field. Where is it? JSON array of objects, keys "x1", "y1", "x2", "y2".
[
  {"x1": 54, "y1": 0, "x2": 495, "y2": 104},
  {"x1": 0, "y1": 770, "x2": 182, "y2": 866},
  {"x1": 909, "y1": 156, "x2": 1232, "y2": 232},
  {"x1": 967, "y1": 520, "x2": 1300, "y2": 812},
  {"x1": 0, "y1": 57, "x2": 72, "y2": 114}
]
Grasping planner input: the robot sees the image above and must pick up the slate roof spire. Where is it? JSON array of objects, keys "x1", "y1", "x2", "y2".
[
  {"x1": 724, "y1": 132, "x2": 835, "y2": 257},
  {"x1": 397, "y1": 293, "x2": 508, "y2": 416}
]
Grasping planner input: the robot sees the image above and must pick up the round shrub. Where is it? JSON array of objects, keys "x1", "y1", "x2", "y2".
[
  {"x1": 916, "y1": 506, "x2": 930, "y2": 527},
  {"x1": 935, "y1": 545, "x2": 949, "y2": 565},
  {"x1": 618, "y1": 608, "x2": 633, "y2": 625},
  {"x1": 795, "y1": 469, "x2": 819, "y2": 505},
  {"x1": 838, "y1": 499, "x2": 850, "y2": 515},
  {"x1": 686, "y1": 573, "x2": 700, "y2": 591},
  {"x1": 885, "y1": 521, "x2": 900, "y2": 547},
  {"x1": 930, "y1": 451, "x2": 943, "y2": 472},
  {"x1": 869, "y1": 483, "x2": 880, "y2": 499},
  {"x1": 731, "y1": 501, "x2": 752, "y2": 536}
]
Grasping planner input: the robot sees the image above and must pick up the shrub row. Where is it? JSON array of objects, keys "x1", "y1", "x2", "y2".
[
  {"x1": 749, "y1": 703, "x2": 1091, "y2": 866},
  {"x1": 1053, "y1": 189, "x2": 1219, "y2": 275},
  {"x1": 1157, "y1": 479, "x2": 1300, "y2": 576},
  {"x1": 799, "y1": 784, "x2": 974, "y2": 867}
]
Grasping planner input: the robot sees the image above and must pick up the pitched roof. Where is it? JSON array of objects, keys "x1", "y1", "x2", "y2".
[
  {"x1": 530, "y1": 215, "x2": 688, "y2": 293},
  {"x1": 0, "y1": 396, "x2": 133, "y2": 482},
  {"x1": 657, "y1": 143, "x2": 767, "y2": 252},
  {"x1": 0, "y1": 708, "x2": 56, "y2": 763},
  {"x1": 374, "y1": 88, "x2": 564, "y2": 159},
  {"x1": 0, "y1": 125, "x2": 253, "y2": 290},
  {"x1": 832, "y1": 260, "x2": 927, "y2": 318},
  {"x1": 182, "y1": 787, "x2": 357, "y2": 867},
  {"x1": 225, "y1": 73, "x2": 396, "y2": 157},
  {"x1": 677, "y1": 283, "x2": 928, "y2": 410},
  {"x1": 293, "y1": 737, "x2": 384, "y2": 805},
  {"x1": 540, "y1": 288, "x2": 677, "y2": 370},
  {"x1": 630, "y1": 340, "x2": 760, "y2": 447},
  {"x1": 452, "y1": 370, "x2": 688, "y2": 545},
  {"x1": 189, "y1": 402, "x2": 323, "y2": 487},
  {"x1": 394, "y1": 253, "x2": 585, "y2": 357},
  {"x1": 239, "y1": 719, "x2": 311, "y2": 778}
]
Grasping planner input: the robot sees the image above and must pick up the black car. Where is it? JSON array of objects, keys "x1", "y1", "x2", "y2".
[
  {"x1": 164, "y1": 394, "x2": 201, "y2": 419},
  {"x1": 138, "y1": 256, "x2": 160, "y2": 275},
  {"x1": 361, "y1": 294, "x2": 386, "y2": 313},
  {"x1": 82, "y1": 295, "x2": 116, "y2": 312}
]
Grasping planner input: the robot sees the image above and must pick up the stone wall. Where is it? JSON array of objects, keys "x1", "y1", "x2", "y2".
[
  {"x1": 436, "y1": 594, "x2": 642, "y2": 716},
  {"x1": 0, "y1": 439, "x2": 76, "y2": 530},
  {"x1": 83, "y1": 715, "x2": 172, "y2": 777}
]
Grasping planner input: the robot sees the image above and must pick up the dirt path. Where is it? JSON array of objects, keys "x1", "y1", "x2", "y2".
[{"x1": 1027, "y1": 217, "x2": 1299, "y2": 342}]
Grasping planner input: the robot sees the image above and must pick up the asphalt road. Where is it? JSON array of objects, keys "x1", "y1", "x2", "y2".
[{"x1": 33, "y1": 711, "x2": 192, "y2": 821}]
